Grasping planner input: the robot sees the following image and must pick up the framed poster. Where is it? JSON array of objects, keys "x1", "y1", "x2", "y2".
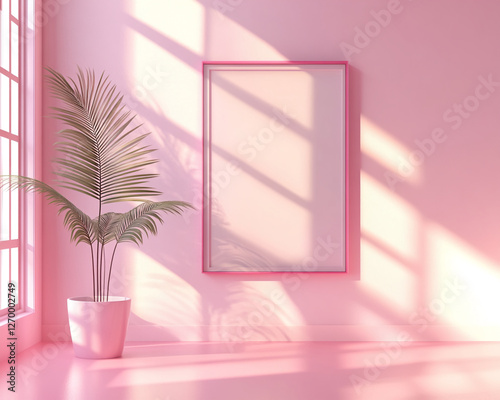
[{"x1": 203, "y1": 62, "x2": 348, "y2": 272}]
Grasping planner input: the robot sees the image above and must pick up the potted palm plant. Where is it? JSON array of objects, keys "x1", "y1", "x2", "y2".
[{"x1": 1, "y1": 67, "x2": 193, "y2": 358}]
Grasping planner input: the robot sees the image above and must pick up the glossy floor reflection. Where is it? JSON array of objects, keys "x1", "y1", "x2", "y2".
[{"x1": 4, "y1": 341, "x2": 500, "y2": 399}]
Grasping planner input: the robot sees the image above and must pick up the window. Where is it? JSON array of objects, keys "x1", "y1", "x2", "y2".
[{"x1": 0, "y1": 0, "x2": 34, "y2": 317}]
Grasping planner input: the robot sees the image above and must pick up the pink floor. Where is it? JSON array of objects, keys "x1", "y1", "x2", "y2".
[{"x1": 3, "y1": 341, "x2": 500, "y2": 400}]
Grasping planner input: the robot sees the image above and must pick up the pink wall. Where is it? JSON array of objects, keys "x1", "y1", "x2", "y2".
[{"x1": 40, "y1": 0, "x2": 500, "y2": 342}]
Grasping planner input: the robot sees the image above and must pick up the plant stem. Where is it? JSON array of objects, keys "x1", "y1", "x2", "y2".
[
  {"x1": 96, "y1": 245, "x2": 100, "y2": 301},
  {"x1": 101, "y1": 247, "x2": 107, "y2": 301},
  {"x1": 96, "y1": 201, "x2": 102, "y2": 301},
  {"x1": 90, "y1": 242, "x2": 96, "y2": 302},
  {"x1": 106, "y1": 242, "x2": 119, "y2": 301}
]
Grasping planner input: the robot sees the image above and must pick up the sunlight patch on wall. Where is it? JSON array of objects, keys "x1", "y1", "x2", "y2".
[
  {"x1": 205, "y1": 7, "x2": 285, "y2": 60},
  {"x1": 210, "y1": 280, "x2": 306, "y2": 329},
  {"x1": 126, "y1": 248, "x2": 202, "y2": 327},
  {"x1": 426, "y1": 222, "x2": 500, "y2": 327},
  {"x1": 130, "y1": 0, "x2": 205, "y2": 57},
  {"x1": 361, "y1": 172, "x2": 420, "y2": 263},
  {"x1": 124, "y1": 3, "x2": 203, "y2": 139},
  {"x1": 360, "y1": 237, "x2": 416, "y2": 317},
  {"x1": 206, "y1": 278, "x2": 309, "y2": 342},
  {"x1": 361, "y1": 116, "x2": 422, "y2": 185}
]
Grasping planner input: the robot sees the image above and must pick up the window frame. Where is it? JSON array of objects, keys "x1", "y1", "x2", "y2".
[{"x1": 0, "y1": 0, "x2": 35, "y2": 319}]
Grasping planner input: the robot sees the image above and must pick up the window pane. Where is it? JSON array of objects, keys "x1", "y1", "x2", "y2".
[
  {"x1": 0, "y1": 137, "x2": 9, "y2": 241},
  {"x1": 10, "y1": 189, "x2": 18, "y2": 240},
  {"x1": 2, "y1": 0, "x2": 11, "y2": 15},
  {"x1": 10, "y1": 141, "x2": 18, "y2": 240},
  {"x1": 11, "y1": 248, "x2": 18, "y2": 305},
  {"x1": 11, "y1": 22, "x2": 19, "y2": 77},
  {"x1": 27, "y1": 0, "x2": 34, "y2": 30},
  {"x1": 0, "y1": 0, "x2": 10, "y2": 71},
  {"x1": 11, "y1": 80, "x2": 18, "y2": 135},
  {"x1": 11, "y1": 0, "x2": 19, "y2": 20},
  {"x1": 0, "y1": 137, "x2": 8, "y2": 172},
  {"x1": 0, "y1": 74, "x2": 9, "y2": 132},
  {"x1": 11, "y1": 139, "x2": 18, "y2": 175},
  {"x1": 0, "y1": 249, "x2": 9, "y2": 309}
]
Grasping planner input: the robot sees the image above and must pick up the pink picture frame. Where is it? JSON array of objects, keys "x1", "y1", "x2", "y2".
[{"x1": 203, "y1": 61, "x2": 348, "y2": 273}]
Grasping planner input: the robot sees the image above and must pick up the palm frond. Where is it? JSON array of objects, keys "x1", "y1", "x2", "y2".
[
  {"x1": 2, "y1": 68, "x2": 196, "y2": 301},
  {"x1": 92, "y1": 212, "x2": 120, "y2": 245},
  {"x1": 110, "y1": 201, "x2": 194, "y2": 245},
  {"x1": 45, "y1": 67, "x2": 161, "y2": 204},
  {"x1": 0, "y1": 175, "x2": 95, "y2": 245}
]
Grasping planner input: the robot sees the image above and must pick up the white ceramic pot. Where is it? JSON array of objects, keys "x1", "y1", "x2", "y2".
[{"x1": 67, "y1": 296, "x2": 131, "y2": 359}]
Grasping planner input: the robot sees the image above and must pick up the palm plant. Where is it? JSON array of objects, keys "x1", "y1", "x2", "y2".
[{"x1": 0, "y1": 67, "x2": 193, "y2": 302}]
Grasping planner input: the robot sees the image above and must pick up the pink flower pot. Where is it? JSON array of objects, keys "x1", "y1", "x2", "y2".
[{"x1": 67, "y1": 296, "x2": 131, "y2": 359}]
